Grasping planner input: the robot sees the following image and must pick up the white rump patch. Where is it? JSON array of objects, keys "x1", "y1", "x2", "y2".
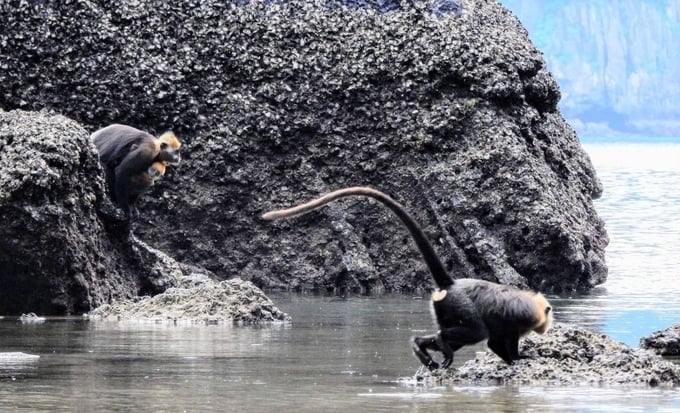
[{"x1": 432, "y1": 290, "x2": 447, "y2": 302}]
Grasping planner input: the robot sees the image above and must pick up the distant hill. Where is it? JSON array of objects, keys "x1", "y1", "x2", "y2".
[{"x1": 500, "y1": 0, "x2": 680, "y2": 138}]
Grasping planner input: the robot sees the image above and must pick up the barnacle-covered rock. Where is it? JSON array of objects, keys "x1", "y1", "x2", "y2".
[
  {"x1": 87, "y1": 276, "x2": 290, "y2": 323},
  {"x1": 0, "y1": 0, "x2": 607, "y2": 294},
  {"x1": 640, "y1": 323, "x2": 680, "y2": 356},
  {"x1": 421, "y1": 324, "x2": 680, "y2": 386},
  {"x1": 0, "y1": 109, "x2": 178, "y2": 314}
]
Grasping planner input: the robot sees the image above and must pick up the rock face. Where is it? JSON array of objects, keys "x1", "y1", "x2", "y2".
[
  {"x1": 0, "y1": 0, "x2": 608, "y2": 294},
  {"x1": 0, "y1": 109, "x2": 178, "y2": 315},
  {"x1": 640, "y1": 323, "x2": 680, "y2": 356},
  {"x1": 422, "y1": 324, "x2": 680, "y2": 386}
]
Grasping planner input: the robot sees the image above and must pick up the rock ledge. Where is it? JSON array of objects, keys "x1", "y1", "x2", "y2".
[
  {"x1": 87, "y1": 276, "x2": 290, "y2": 324},
  {"x1": 418, "y1": 324, "x2": 680, "y2": 387}
]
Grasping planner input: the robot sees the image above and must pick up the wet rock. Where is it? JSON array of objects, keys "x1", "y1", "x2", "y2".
[
  {"x1": 86, "y1": 276, "x2": 290, "y2": 323},
  {"x1": 421, "y1": 324, "x2": 680, "y2": 386},
  {"x1": 0, "y1": 109, "x2": 180, "y2": 315},
  {"x1": 0, "y1": 0, "x2": 607, "y2": 294},
  {"x1": 640, "y1": 323, "x2": 680, "y2": 356},
  {"x1": 1, "y1": 109, "x2": 283, "y2": 322}
]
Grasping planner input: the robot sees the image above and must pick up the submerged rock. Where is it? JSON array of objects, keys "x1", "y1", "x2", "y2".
[
  {"x1": 640, "y1": 323, "x2": 680, "y2": 356},
  {"x1": 420, "y1": 324, "x2": 680, "y2": 386},
  {"x1": 0, "y1": 352, "x2": 40, "y2": 364},
  {"x1": 19, "y1": 313, "x2": 46, "y2": 324},
  {"x1": 0, "y1": 0, "x2": 607, "y2": 294},
  {"x1": 87, "y1": 276, "x2": 289, "y2": 324}
]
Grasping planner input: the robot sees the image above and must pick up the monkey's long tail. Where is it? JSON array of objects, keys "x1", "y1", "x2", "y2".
[{"x1": 262, "y1": 186, "x2": 454, "y2": 290}]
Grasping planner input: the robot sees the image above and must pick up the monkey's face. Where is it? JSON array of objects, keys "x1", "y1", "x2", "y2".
[
  {"x1": 157, "y1": 131, "x2": 182, "y2": 166},
  {"x1": 159, "y1": 142, "x2": 181, "y2": 166},
  {"x1": 147, "y1": 162, "x2": 166, "y2": 182}
]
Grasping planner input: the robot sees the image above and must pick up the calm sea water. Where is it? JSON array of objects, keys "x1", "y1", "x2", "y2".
[{"x1": 1, "y1": 140, "x2": 679, "y2": 412}]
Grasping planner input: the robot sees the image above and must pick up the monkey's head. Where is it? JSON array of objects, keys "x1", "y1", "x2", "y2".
[
  {"x1": 147, "y1": 161, "x2": 167, "y2": 182},
  {"x1": 531, "y1": 293, "x2": 553, "y2": 334},
  {"x1": 157, "y1": 131, "x2": 182, "y2": 166}
]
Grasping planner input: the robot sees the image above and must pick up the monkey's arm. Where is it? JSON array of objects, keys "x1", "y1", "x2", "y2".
[{"x1": 114, "y1": 143, "x2": 158, "y2": 216}]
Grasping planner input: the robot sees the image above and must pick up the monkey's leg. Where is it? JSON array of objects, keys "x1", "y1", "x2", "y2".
[
  {"x1": 413, "y1": 324, "x2": 486, "y2": 370},
  {"x1": 114, "y1": 148, "x2": 155, "y2": 218},
  {"x1": 511, "y1": 335, "x2": 537, "y2": 361},
  {"x1": 436, "y1": 333, "x2": 459, "y2": 369},
  {"x1": 436, "y1": 324, "x2": 488, "y2": 365}
]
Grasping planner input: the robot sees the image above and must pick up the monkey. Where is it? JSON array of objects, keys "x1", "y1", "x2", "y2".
[
  {"x1": 91, "y1": 124, "x2": 181, "y2": 218},
  {"x1": 262, "y1": 186, "x2": 553, "y2": 369},
  {"x1": 127, "y1": 160, "x2": 167, "y2": 207}
]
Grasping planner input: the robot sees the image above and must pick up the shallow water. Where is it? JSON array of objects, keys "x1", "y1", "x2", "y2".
[{"x1": 1, "y1": 141, "x2": 680, "y2": 412}]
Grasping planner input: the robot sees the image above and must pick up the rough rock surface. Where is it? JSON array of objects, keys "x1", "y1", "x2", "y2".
[
  {"x1": 640, "y1": 323, "x2": 680, "y2": 356},
  {"x1": 0, "y1": 0, "x2": 608, "y2": 293},
  {"x1": 87, "y1": 276, "x2": 290, "y2": 323},
  {"x1": 420, "y1": 324, "x2": 680, "y2": 386},
  {"x1": 0, "y1": 109, "x2": 181, "y2": 314}
]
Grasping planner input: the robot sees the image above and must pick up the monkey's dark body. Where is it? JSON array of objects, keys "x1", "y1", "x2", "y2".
[
  {"x1": 413, "y1": 279, "x2": 544, "y2": 369},
  {"x1": 127, "y1": 172, "x2": 153, "y2": 205},
  {"x1": 92, "y1": 124, "x2": 178, "y2": 218},
  {"x1": 263, "y1": 187, "x2": 552, "y2": 370}
]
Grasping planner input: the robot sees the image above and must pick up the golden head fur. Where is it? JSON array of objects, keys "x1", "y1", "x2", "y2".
[
  {"x1": 158, "y1": 131, "x2": 181, "y2": 150},
  {"x1": 155, "y1": 131, "x2": 181, "y2": 165},
  {"x1": 147, "y1": 161, "x2": 167, "y2": 181},
  {"x1": 531, "y1": 293, "x2": 553, "y2": 334}
]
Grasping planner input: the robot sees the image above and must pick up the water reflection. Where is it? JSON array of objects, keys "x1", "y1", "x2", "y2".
[
  {"x1": 1, "y1": 292, "x2": 679, "y2": 412},
  {"x1": 582, "y1": 142, "x2": 680, "y2": 347}
]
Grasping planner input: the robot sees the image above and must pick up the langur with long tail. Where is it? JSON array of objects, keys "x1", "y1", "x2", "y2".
[{"x1": 262, "y1": 186, "x2": 552, "y2": 369}]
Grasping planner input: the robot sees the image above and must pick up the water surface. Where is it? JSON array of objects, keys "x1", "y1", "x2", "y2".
[{"x1": 1, "y1": 141, "x2": 680, "y2": 412}]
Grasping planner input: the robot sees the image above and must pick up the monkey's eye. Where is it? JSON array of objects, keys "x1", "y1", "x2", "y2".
[{"x1": 161, "y1": 142, "x2": 169, "y2": 150}]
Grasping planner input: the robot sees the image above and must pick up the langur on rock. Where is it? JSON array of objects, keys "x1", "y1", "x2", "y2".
[
  {"x1": 262, "y1": 186, "x2": 552, "y2": 369},
  {"x1": 91, "y1": 124, "x2": 181, "y2": 218}
]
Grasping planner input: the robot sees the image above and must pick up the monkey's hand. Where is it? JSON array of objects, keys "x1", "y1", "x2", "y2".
[{"x1": 426, "y1": 360, "x2": 440, "y2": 371}]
